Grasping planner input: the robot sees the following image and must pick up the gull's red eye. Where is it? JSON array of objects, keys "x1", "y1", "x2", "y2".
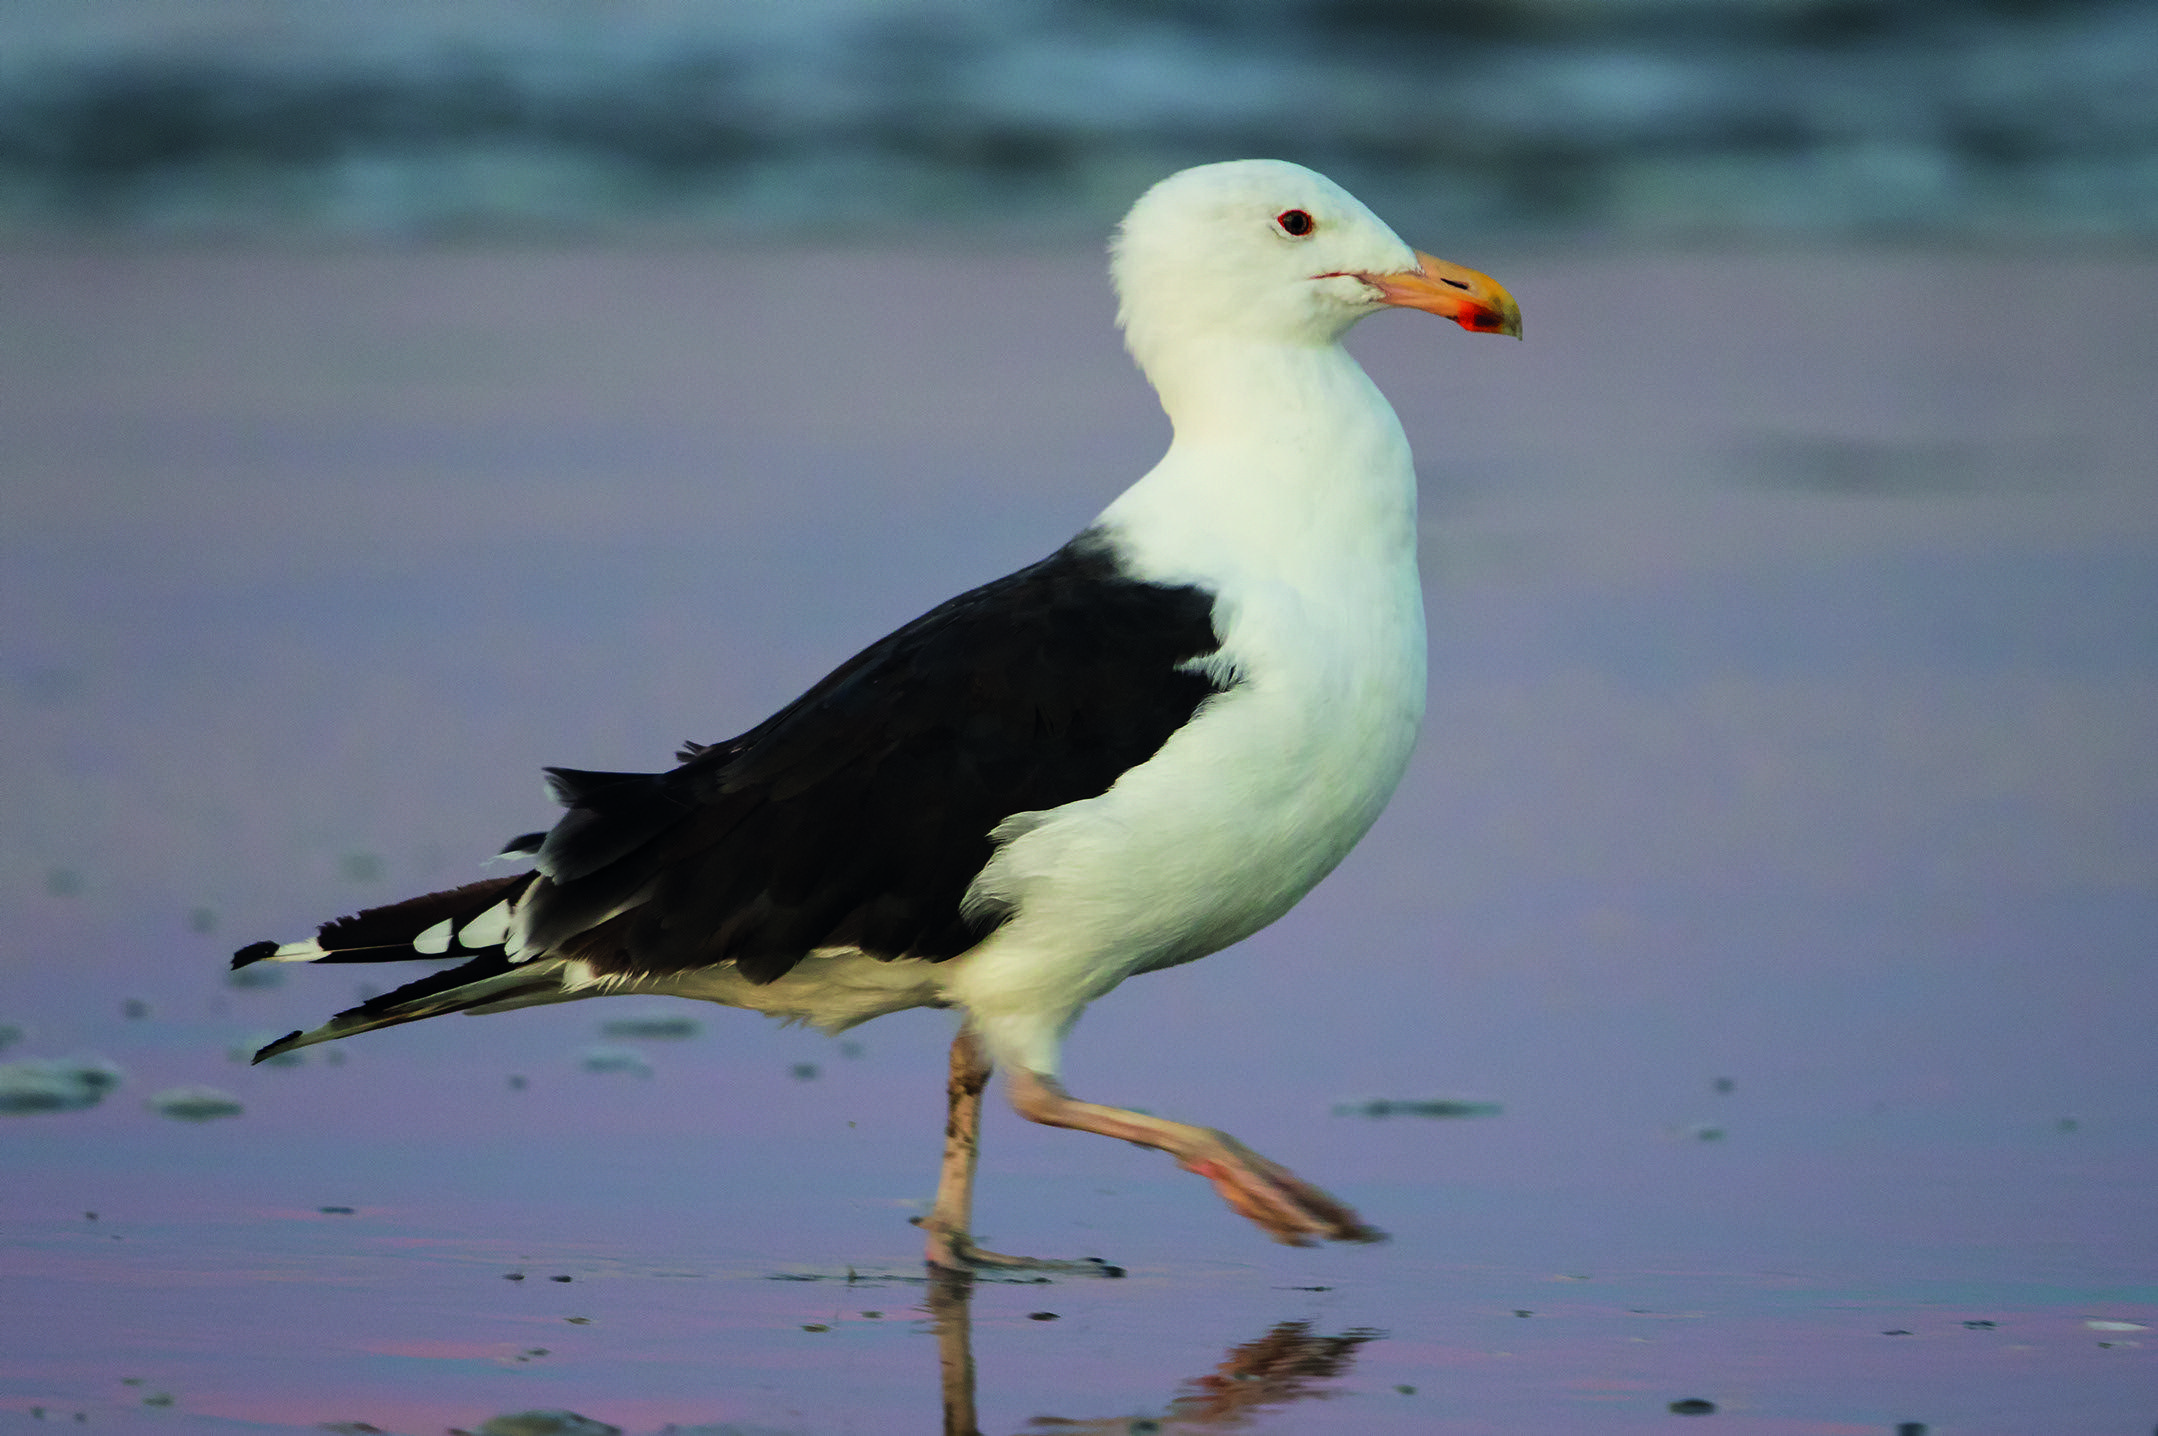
[{"x1": 1275, "y1": 209, "x2": 1315, "y2": 237}]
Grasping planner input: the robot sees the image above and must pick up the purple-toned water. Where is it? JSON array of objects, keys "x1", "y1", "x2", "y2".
[{"x1": 4, "y1": 245, "x2": 2154, "y2": 1434}]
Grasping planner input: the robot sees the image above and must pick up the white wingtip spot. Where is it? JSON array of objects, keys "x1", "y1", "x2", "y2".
[
  {"x1": 458, "y1": 900, "x2": 512, "y2": 949},
  {"x1": 270, "y1": 938, "x2": 329, "y2": 963},
  {"x1": 412, "y1": 918, "x2": 454, "y2": 955}
]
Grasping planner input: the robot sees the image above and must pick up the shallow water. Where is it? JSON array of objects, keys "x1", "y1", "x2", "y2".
[{"x1": 3, "y1": 245, "x2": 2155, "y2": 1434}]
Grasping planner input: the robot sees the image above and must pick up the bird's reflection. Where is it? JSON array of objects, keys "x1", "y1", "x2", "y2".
[{"x1": 926, "y1": 1270, "x2": 1382, "y2": 1436}]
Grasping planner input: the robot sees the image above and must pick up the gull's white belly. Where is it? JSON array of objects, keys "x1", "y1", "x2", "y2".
[{"x1": 942, "y1": 564, "x2": 1425, "y2": 1069}]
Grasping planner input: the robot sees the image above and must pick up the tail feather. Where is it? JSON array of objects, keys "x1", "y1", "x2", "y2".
[
  {"x1": 250, "y1": 953, "x2": 575, "y2": 1063},
  {"x1": 232, "y1": 873, "x2": 538, "y2": 969},
  {"x1": 234, "y1": 768, "x2": 683, "y2": 1056}
]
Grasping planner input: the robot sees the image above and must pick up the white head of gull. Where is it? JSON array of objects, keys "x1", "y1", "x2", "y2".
[{"x1": 233, "y1": 159, "x2": 1522, "y2": 1273}]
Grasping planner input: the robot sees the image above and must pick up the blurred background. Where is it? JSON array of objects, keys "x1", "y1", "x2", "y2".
[
  {"x1": 3, "y1": 0, "x2": 2156, "y2": 245},
  {"x1": 6, "y1": 5, "x2": 2157, "y2": 1433}
]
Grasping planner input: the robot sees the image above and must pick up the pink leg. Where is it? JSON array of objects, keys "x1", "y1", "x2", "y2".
[
  {"x1": 919, "y1": 1026, "x2": 1119, "y2": 1274},
  {"x1": 1005, "y1": 1068, "x2": 1386, "y2": 1248}
]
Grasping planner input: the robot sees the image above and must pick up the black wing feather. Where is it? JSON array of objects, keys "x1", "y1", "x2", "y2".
[{"x1": 528, "y1": 530, "x2": 1229, "y2": 984}]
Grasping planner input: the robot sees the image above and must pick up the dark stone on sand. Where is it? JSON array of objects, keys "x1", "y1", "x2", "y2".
[
  {"x1": 577, "y1": 1046, "x2": 652, "y2": 1078},
  {"x1": 1668, "y1": 1397, "x2": 1716, "y2": 1414},
  {"x1": 598, "y1": 1016, "x2": 700, "y2": 1040},
  {"x1": 1027, "y1": 1311, "x2": 1059, "y2": 1321},
  {"x1": 147, "y1": 1085, "x2": 243, "y2": 1121},
  {"x1": 1333, "y1": 1096, "x2": 1502, "y2": 1119},
  {"x1": 0, "y1": 1057, "x2": 124, "y2": 1114},
  {"x1": 477, "y1": 1413, "x2": 619, "y2": 1436}
]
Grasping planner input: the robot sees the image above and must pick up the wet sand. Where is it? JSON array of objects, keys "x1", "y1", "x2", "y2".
[{"x1": 3, "y1": 243, "x2": 2155, "y2": 1434}]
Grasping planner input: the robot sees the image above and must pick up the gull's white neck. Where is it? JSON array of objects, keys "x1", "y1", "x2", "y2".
[{"x1": 1097, "y1": 337, "x2": 1419, "y2": 593}]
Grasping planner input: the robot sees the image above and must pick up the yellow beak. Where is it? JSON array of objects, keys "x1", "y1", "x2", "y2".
[{"x1": 1362, "y1": 251, "x2": 1522, "y2": 339}]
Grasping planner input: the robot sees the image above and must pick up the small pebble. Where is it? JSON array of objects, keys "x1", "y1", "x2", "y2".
[
  {"x1": 1667, "y1": 1398, "x2": 1716, "y2": 1415},
  {"x1": 318, "y1": 1205, "x2": 355, "y2": 1215},
  {"x1": 550, "y1": 1275, "x2": 573, "y2": 1283},
  {"x1": 1961, "y1": 1319, "x2": 1995, "y2": 1330},
  {"x1": 1895, "y1": 1424, "x2": 1928, "y2": 1436},
  {"x1": 504, "y1": 1273, "x2": 526, "y2": 1281},
  {"x1": 1393, "y1": 1384, "x2": 1416, "y2": 1395},
  {"x1": 1027, "y1": 1311, "x2": 1059, "y2": 1321},
  {"x1": 801, "y1": 1324, "x2": 829, "y2": 1333},
  {"x1": 790, "y1": 1062, "x2": 820, "y2": 1081},
  {"x1": 563, "y1": 1317, "x2": 590, "y2": 1325}
]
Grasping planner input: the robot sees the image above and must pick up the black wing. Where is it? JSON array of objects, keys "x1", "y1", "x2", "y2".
[{"x1": 526, "y1": 530, "x2": 1232, "y2": 984}]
